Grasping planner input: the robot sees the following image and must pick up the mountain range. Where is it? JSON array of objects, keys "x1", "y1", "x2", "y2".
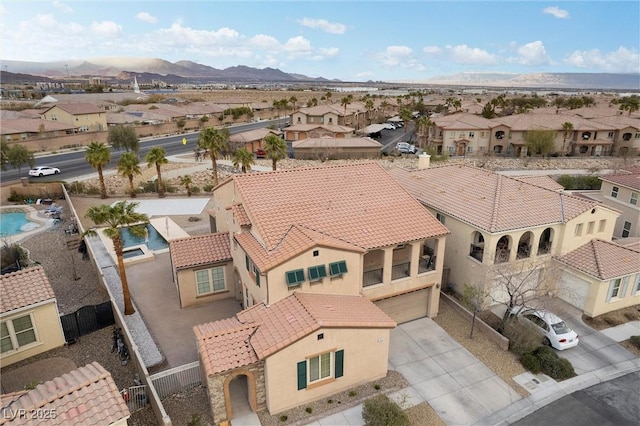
[{"x1": 2, "y1": 57, "x2": 639, "y2": 90}]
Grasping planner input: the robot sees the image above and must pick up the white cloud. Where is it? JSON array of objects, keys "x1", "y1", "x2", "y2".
[
  {"x1": 34, "y1": 14, "x2": 57, "y2": 28},
  {"x1": 543, "y1": 6, "x2": 570, "y2": 19},
  {"x1": 565, "y1": 46, "x2": 640, "y2": 73},
  {"x1": 373, "y1": 45, "x2": 425, "y2": 71},
  {"x1": 514, "y1": 41, "x2": 551, "y2": 66},
  {"x1": 52, "y1": 1, "x2": 74, "y2": 14},
  {"x1": 136, "y1": 12, "x2": 157, "y2": 24},
  {"x1": 91, "y1": 21, "x2": 122, "y2": 37},
  {"x1": 283, "y1": 36, "x2": 313, "y2": 55},
  {"x1": 250, "y1": 34, "x2": 280, "y2": 50},
  {"x1": 298, "y1": 18, "x2": 346, "y2": 34},
  {"x1": 355, "y1": 71, "x2": 374, "y2": 79},
  {"x1": 423, "y1": 45, "x2": 442, "y2": 55},
  {"x1": 317, "y1": 47, "x2": 339, "y2": 57},
  {"x1": 448, "y1": 45, "x2": 497, "y2": 65}
]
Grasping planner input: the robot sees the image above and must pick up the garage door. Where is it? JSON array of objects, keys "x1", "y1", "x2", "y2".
[{"x1": 375, "y1": 288, "x2": 429, "y2": 324}]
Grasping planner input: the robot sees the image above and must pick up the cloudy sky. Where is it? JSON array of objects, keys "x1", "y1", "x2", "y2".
[{"x1": 1, "y1": 0, "x2": 638, "y2": 81}]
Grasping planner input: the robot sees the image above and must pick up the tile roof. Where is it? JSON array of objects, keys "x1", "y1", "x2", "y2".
[
  {"x1": 0, "y1": 119, "x2": 74, "y2": 135},
  {"x1": 292, "y1": 137, "x2": 383, "y2": 149},
  {"x1": 492, "y1": 113, "x2": 616, "y2": 131},
  {"x1": 229, "y1": 128, "x2": 281, "y2": 143},
  {"x1": 194, "y1": 293, "x2": 395, "y2": 375},
  {"x1": 231, "y1": 162, "x2": 449, "y2": 254},
  {"x1": 0, "y1": 362, "x2": 129, "y2": 425},
  {"x1": 511, "y1": 175, "x2": 565, "y2": 192},
  {"x1": 169, "y1": 232, "x2": 231, "y2": 269},
  {"x1": 599, "y1": 171, "x2": 640, "y2": 191},
  {"x1": 0, "y1": 266, "x2": 56, "y2": 315},
  {"x1": 554, "y1": 239, "x2": 640, "y2": 280},
  {"x1": 296, "y1": 104, "x2": 345, "y2": 116},
  {"x1": 286, "y1": 124, "x2": 354, "y2": 133},
  {"x1": 389, "y1": 164, "x2": 601, "y2": 233},
  {"x1": 229, "y1": 204, "x2": 251, "y2": 227},
  {"x1": 235, "y1": 225, "x2": 364, "y2": 272},
  {"x1": 42, "y1": 103, "x2": 104, "y2": 115}
]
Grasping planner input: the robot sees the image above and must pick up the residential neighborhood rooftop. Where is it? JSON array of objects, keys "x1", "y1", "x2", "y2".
[
  {"x1": 554, "y1": 238, "x2": 640, "y2": 280},
  {"x1": 0, "y1": 266, "x2": 56, "y2": 314},
  {"x1": 169, "y1": 232, "x2": 232, "y2": 269}
]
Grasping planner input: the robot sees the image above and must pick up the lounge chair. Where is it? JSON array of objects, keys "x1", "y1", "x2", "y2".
[{"x1": 44, "y1": 206, "x2": 63, "y2": 217}]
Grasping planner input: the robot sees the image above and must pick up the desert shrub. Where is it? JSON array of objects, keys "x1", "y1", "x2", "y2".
[
  {"x1": 1, "y1": 243, "x2": 28, "y2": 271},
  {"x1": 556, "y1": 175, "x2": 602, "y2": 190},
  {"x1": 203, "y1": 184, "x2": 214, "y2": 192},
  {"x1": 525, "y1": 346, "x2": 576, "y2": 380},
  {"x1": 279, "y1": 415, "x2": 287, "y2": 422},
  {"x1": 374, "y1": 383, "x2": 381, "y2": 390},
  {"x1": 165, "y1": 184, "x2": 177, "y2": 193},
  {"x1": 84, "y1": 186, "x2": 101, "y2": 196},
  {"x1": 362, "y1": 394, "x2": 409, "y2": 426},
  {"x1": 630, "y1": 335, "x2": 640, "y2": 349},
  {"x1": 503, "y1": 317, "x2": 542, "y2": 355},
  {"x1": 65, "y1": 181, "x2": 86, "y2": 194},
  {"x1": 519, "y1": 352, "x2": 541, "y2": 374},
  {"x1": 7, "y1": 190, "x2": 23, "y2": 202},
  {"x1": 140, "y1": 181, "x2": 158, "y2": 193},
  {"x1": 305, "y1": 407, "x2": 313, "y2": 414},
  {"x1": 349, "y1": 390, "x2": 357, "y2": 397},
  {"x1": 191, "y1": 186, "x2": 201, "y2": 194}
]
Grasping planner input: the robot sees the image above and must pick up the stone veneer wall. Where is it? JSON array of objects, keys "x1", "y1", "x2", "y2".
[{"x1": 207, "y1": 361, "x2": 266, "y2": 424}]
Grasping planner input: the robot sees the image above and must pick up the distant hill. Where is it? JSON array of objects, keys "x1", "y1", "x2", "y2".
[{"x1": 2, "y1": 58, "x2": 638, "y2": 90}]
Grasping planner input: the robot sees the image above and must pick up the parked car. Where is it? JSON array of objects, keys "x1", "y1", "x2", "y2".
[
  {"x1": 510, "y1": 306, "x2": 579, "y2": 350},
  {"x1": 29, "y1": 166, "x2": 60, "y2": 177},
  {"x1": 396, "y1": 142, "x2": 417, "y2": 154},
  {"x1": 384, "y1": 123, "x2": 396, "y2": 130},
  {"x1": 255, "y1": 148, "x2": 266, "y2": 159}
]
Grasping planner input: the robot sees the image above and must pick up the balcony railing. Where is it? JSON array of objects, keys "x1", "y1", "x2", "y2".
[
  {"x1": 391, "y1": 262, "x2": 411, "y2": 280},
  {"x1": 469, "y1": 244, "x2": 484, "y2": 262},
  {"x1": 363, "y1": 268, "x2": 383, "y2": 287},
  {"x1": 418, "y1": 255, "x2": 436, "y2": 274}
]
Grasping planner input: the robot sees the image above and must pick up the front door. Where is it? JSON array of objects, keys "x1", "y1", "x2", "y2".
[{"x1": 457, "y1": 144, "x2": 465, "y2": 156}]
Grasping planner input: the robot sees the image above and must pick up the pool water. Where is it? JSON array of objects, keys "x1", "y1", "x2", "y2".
[
  {"x1": 120, "y1": 224, "x2": 168, "y2": 251},
  {"x1": 0, "y1": 212, "x2": 39, "y2": 236},
  {"x1": 123, "y1": 248, "x2": 145, "y2": 259}
]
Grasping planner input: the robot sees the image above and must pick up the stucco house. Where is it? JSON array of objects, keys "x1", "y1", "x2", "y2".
[
  {"x1": 283, "y1": 124, "x2": 354, "y2": 142},
  {"x1": 292, "y1": 136, "x2": 382, "y2": 160},
  {"x1": 194, "y1": 292, "x2": 395, "y2": 422},
  {"x1": 389, "y1": 160, "x2": 621, "y2": 305},
  {"x1": 169, "y1": 233, "x2": 234, "y2": 308},
  {"x1": 585, "y1": 167, "x2": 640, "y2": 239},
  {"x1": 40, "y1": 103, "x2": 107, "y2": 133},
  {"x1": 554, "y1": 238, "x2": 640, "y2": 317},
  {"x1": 1, "y1": 266, "x2": 65, "y2": 367},
  {"x1": 0, "y1": 362, "x2": 130, "y2": 425},
  {"x1": 206, "y1": 162, "x2": 450, "y2": 323},
  {"x1": 228, "y1": 128, "x2": 282, "y2": 154}
]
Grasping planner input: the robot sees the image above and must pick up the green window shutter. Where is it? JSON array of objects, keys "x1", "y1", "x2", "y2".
[
  {"x1": 309, "y1": 267, "x2": 318, "y2": 281},
  {"x1": 330, "y1": 262, "x2": 339, "y2": 276},
  {"x1": 245, "y1": 255, "x2": 250, "y2": 271},
  {"x1": 297, "y1": 361, "x2": 307, "y2": 390},
  {"x1": 318, "y1": 265, "x2": 327, "y2": 278},
  {"x1": 330, "y1": 261, "x2": 347, "y2": 276},
  {"x1": 255, "y1": 272, "x2": 260, "y2": 287},
  {"x1": 335, "y1": 350, "x2": 344, "y2": 378}
]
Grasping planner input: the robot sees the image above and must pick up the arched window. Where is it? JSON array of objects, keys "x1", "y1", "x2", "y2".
[
  {"x1": 495, "y1": 131, "x2": 505, "y2": 140},
  {"x1": 517, "y1": 232, "x2": 533, "y2": 259},
  {"x1": 537, "y1": 228, "x2": 554, "y2": 255},
  {"x1": 495, "y1": 236, "x2": 511, "y2": 263},
  {"x1": 470, "y1": 231, "x2": 485, "y2": 262}
]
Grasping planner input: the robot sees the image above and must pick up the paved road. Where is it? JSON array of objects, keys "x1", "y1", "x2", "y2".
[{"x1": 512, "y1": 371, "x2": 640, "y2": 426}]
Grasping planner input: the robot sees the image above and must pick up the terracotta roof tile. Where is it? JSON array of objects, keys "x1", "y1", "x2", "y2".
[
  {"x1": 555, "y1": 239, "x2": 640, "y2": 280},
  {"x1": 232, "y1": 163, "x2": 449, "y2": 253},
  {"x1": 0, "y1": 266, "x2": 56, "y2": 314},
  {"x1": 195, "y1": 293, "x2": 395, "y2": 375},
  {"x1": 389, "y1": 164, "x2": 601, "y2": 233},
  {"x1": 229, "y1": 128, "x2": 281, "y2": 143},
  {"x1": 42, "y1": 103, "x2": 104, "y2": 115},
  {"x1": 230, "y1": 204, "x2": 251, "y2": 227},
  {"x1": 511, "y1": 175, "x2": 565, "y2": 192},
  {"x1": 235, "y1": 225, "x2": 365, "y2": 272},
  {"x1": 600, "y1": 171, "x2": 640, "y2": 191},
  {"x1": 0, "y1": 362, "x2": 129, "y2": 425},
  {"x1": 285, "y1": 124, "x2": 354, "y2": 133},
  {"x1": 293, "y1": 137, "x2": 383, "y2": 149},
  {"x1": 169, "y1": 233, "x2": 231, "y2": 269}
]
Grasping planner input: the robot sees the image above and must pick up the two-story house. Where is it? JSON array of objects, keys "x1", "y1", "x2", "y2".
[
  {"x1": 583, "y1": 167, "x2": 640, "y2": 238},
  {"x1": 389, "y1": 159, "x2": 620, "y2": 305},
  {"x1": 40, "y1": 103, "x2": 107, "y2": 133}
]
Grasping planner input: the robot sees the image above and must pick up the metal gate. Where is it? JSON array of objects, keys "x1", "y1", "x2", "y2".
[
  {"x1": 60, "y1": 301, "x2": 115, "y2": 343},
  {"x1": 121, "y1": 385, "x2": 148, "y2": 413}
]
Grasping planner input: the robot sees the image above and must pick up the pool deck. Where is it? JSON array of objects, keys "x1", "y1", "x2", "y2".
[{"x1": 94, "y1": 216, "x2": 189, "y2": 266}]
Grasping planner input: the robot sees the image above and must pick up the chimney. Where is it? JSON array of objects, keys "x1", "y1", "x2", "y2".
[{"x1": 418, "y1": 153, "x2": 431, "y2": 170}]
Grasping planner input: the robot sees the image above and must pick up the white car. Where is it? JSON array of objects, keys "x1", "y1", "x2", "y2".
[
  {"x1": 396, "y1": 142, "x2": 417, "y2": 154},
  {"x1": 29, "y1": 166, "x2": 61, "y2": 177},
  {"x1": 512, "y1": 307, "x2": 579, "y2": 350}
]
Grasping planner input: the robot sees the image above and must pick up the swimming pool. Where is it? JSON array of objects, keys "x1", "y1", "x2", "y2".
[
  {"x1": 120, "y1": 224, "x2": 168, "y2": 251},
  {"x1": 0, "y1": 211, "x2": 40, "y2": 236}
]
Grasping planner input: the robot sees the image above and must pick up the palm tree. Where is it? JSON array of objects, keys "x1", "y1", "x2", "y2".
[
  {"x1": 399, "y1": 108, "x2": 413, "y2": 135},
  {"x1": 85, "y1": 142, "x2": 111, "y2": 199},
  {"x1": 416, "y1": 116, "x2": 433, "y2": 148},
  {"x1": 325, "y1": 91, "x2": 332, "y2": 104},
  {"x1": 380, "y1": 100, "x2": 389, "y2": 118},
  {"x1": 198, "y1": 126, "x2": 230, "y2": 187},
  {"x1": 232, "y1": 147, "x2": 254, "y2": 173},
  {"x1": 179, "y1": 175, "x2": 193, "y2": 197},
  {"x1": 117, "y1": 152, "x2": 142, "y2": 198},
  {"x1": 289, "y1": 96, "x2": 298, "y2": 111},
  {"x1": 264, "y1": 134, "x2": 287, "y2": 171},
  {"x1": 364, "y1": 98, "x2": 375, "y2": 124},
  {"x1": 340, "y1": 95, "x2": 352, "y2": 125},
  {"x1": 145, "y1": 146, "x2": 168, "y2": 198},
  {"x1": 561, "y1": 122, "x2": 574, "y2": 155},
  {"x1": 84, "y1": 201, "x2": 148, "y2": 315}
]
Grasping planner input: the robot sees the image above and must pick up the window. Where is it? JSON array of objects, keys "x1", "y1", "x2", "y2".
[
  {"x1": 286, "y1": 269, "x2": 305, "y2": 286},
  {"x1": 253, "y1": 264, "x2": 261, "y2": 287},
  {"x1": 622, "y1": 221, "x2": 632, "y2": 238},
  {"x1": 1, "y1": 315, "x2": 37, "y2": 353},
  {"x1": 297, "y1": 350, "x2": 344, "y2": 390},
  {"x1": 436, "y1": 212, "x2": 445, "y2": 224},
  {"x1": 607, "y1": 276, "x2": 630, "y2": 302},
  {"x1": 574, "y1": 223, "x2": 583, "y2": 236},
  {"x1": 608, "y1": 131, "x2": 614, "y2": 138},
  {"x1": 587, "y1": 221, "x2": 595, "y2": 234},
  {"x1": 308, "y1": 265, "x2": 327, "y2": 282},
  {"x1": 634, "y1": 275, "x2": 640, "y2": 294},
  {"x1": 469, "y1": 131, "x2": 475, "y2": 138},
  {"x1": 195, "y1": 267, "x2": 225, "y2": 295},
  {"x1": 467, "y1": 146, "x2": 473, "y2": 152},
  {"x1": 598, "y1": 220, "x2": 606, "y2": 232},
  {"x1": 611, "y1": 186, "x2": 619, "y2": 198},
  {"x1": 630, "y1": 192, "x2": 638, "y2": 206},
  {"x1": 329, "y1": 261, "x2": 347, "y2": 277}
]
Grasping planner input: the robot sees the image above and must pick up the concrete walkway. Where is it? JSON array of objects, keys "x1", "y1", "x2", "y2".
[
  {"x1": 600, "y1": 320, "x2": 640, "y2": 342},
  {"x1": 307, "y1": 318, "x2": 522, "y2": 426}
]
